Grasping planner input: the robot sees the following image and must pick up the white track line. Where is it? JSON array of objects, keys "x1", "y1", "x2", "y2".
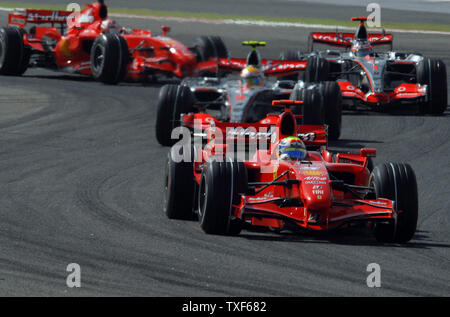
[{"x1": 1, "y1": 7, "x2": 450, "y2": 35}]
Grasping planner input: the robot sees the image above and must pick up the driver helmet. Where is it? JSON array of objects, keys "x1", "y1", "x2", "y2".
[
  {"x1": 240, "y1": 66, "x2": 264, "y2": 87},
  {"x1": 100, "y1": 19, "x2": 121, "y2": 34},
  {"x1": 277, "y1": 136, "x2": 307, "y2": 161},
  {"x1": 351, "y1": 41, "x2": 373, "y2": 57}
]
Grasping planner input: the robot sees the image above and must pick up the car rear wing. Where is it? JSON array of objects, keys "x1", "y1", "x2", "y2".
[
  {"x1": 217, "y1": 58, "x2": 307, "y2": 77},
  {"x1": 200, "y1": 100, "x2": 327, "y2": 148},
  {"x1": 8, "y1": 9, "x2": 72, "y2": 28},
  {"x1": 308, "y1": 32, "x2": 393, "y2": 50}
]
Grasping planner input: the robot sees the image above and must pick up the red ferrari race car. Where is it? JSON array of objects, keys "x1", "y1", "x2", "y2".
[
  {"x1": 302, "y1": 16, "x2": 447, "y2": 114},
  {"x1": 164, "y1": 100, "x2": 418, "y2": 243},
  {"x1": 0, "y1": 0, "x2": 228, "y2": 84}
]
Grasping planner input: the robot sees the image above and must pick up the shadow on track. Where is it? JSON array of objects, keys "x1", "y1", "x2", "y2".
[
  {"x1": 342, "y1": 106, "x2": 450, "y2": 118},
  {"x1": 24, "y1": 74, "x2": 180, "y2": 87},
  {"x1": 238, "y1": 228, "x2": 450, "y2": 249}
]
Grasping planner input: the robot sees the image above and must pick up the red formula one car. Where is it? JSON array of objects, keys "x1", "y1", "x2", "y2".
[
  {"x1": 164, "y1": 100, "x2": 418, "y2": 243},
  {"x1": 302, "y1": 17, "x2": 447, "y2": 114},
  {"x1": 0, "y1": 1, "x2": 228, "y2": 84}
]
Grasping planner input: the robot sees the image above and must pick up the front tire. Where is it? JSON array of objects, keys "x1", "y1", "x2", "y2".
[
  {"x1": 417, "y1": 57, "x2": 448, "y2": 114},
  {"x1": 91, "y1": 33, "x2": 129, "y2": 84},
  {"x1": 198, "y1": 159, "x2": 247, "y2": 235},
  {"x1": 163, "y1": 146, "x2": 195, "y2": 220},
  {"x1": 369, "y1": 163, "x2": 418, "y2": 243}
]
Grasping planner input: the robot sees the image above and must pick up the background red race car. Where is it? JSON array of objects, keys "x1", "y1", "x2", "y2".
[
  {"x1": 0, "y1": 0, "x2": 228, "y2": 84},
  {"x1": 164, "y1": 100, "x2": 419, "y2": 243}
]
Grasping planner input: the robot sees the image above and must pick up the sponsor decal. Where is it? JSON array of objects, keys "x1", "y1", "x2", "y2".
[
  {"x1": 304, "y1": 181, "x2": 327, "y2": 185},
  {"x1": 301, "y1": 166, "x2": 320, "y2": 170},
  {"x1": 298, "y1": 132, "x2": 316, "y2": 142},
  {"x1": 274, "y1": 63, "x2": 304, "y2": 70},
  {"x1": 305, "y1": 176, "x2": 327, "y2": 181},
  {"x1": 248, "y1": 193, "x2": 274, "y2": 202},
  {"x1": 303, "y1": 170, "x2": 323, "y2": 176},
  {"x1": 313, "y1": 34, "x2": 353, "y2": 43},
  {"x1": 27, "y1": 12, "x2": 67, "y2": 23},
  {"x1": 312, "y1": 185, "x2": 322, "y2": 189},
  {"x1": 226, "y1": 126, "x2": 276, "y2": 138},
  {"x1": 368, "y1": 200, "x2": 388, "y2": 205},
  {"x1": 317, "y1": 195, "x2": 323, "y2": 200},
  {"x1": 312, "y1": 190, "x2": 324, "y2": 195}
]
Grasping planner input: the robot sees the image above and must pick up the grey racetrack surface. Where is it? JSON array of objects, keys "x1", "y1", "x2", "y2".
[{"x1": 0, "y1": 9, "x2": 450, "y2": 296}]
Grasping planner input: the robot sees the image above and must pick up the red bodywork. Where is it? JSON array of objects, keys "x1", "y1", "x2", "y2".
[
  {"x1": 7, "y1": 2, "x2": 217, "y2": 79},
  {"x1": 190, "y1": 101, "x2": 396, "y2": 231},
  {"x1": 337, "y1": 81, "x2": 427, "y2": 105}
]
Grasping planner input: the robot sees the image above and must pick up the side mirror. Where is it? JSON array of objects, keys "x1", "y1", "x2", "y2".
[
  {"x1": 360, "y1": 148, "x2": 376, "y2": 157},
  {"x1": 272, "y1": 100, "x2": 303, "y2": 108},
  {"x1": 161, "y1": 25, "x2": 171, "y2": 36}
]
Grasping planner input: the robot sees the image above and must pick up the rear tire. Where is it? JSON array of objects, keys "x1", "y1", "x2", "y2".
[
  {"x1": 320, "y1": 81, "x2": 342, "y2": 140},
  {"x1": 0, "y1": 27, "x2": 30, "y2": 76},
  {"x1": 369, "y1": 163, "x2": 418, "y2": 243},
  {"x1": 164, "y1": 146, "x2": 195, "y2": 220},
  {"x1": 417, "y1": 57, "x2": 448, "y2": 114},
  {"x1": 91, "y1": 33, "x2": 129, "y2": 84},
  {"x1": 290, "y1": 84, "x2": 324, "y2": 126},
  {"x1": 279, "y1": 50, "x2": 302, "y2": 81},
  {"x1": 304, "y1": 55, "x2": 329, "y2": 83},
  {"x1": 291, "y1": 82, "x2": 342, "y2": 140},
  {"x1": 155, "y1": 84, "x2": 195, "y2": 146}
]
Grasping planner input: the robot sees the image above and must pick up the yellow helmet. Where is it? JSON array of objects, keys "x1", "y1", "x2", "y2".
[{"x1": 240, "y1": 66, "x2": 263, "y2": 87}]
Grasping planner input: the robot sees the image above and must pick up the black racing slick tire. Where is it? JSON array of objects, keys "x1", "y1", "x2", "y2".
[
  {"x1": 320, "y1": 81, "x2": 342, "y2": 141},
  {"x1": 291, "y1": 82, "x2": 342, "y2": 140},
  {"x1": 193, "y1": 35, "x2": 228, "y2": 62},
  {"x1": 198, "y1": 159, "x2": 247, "y2": 235},
  {"x1": 279, "y1": 50, "x2": 303, "y2": 81},
  {"x1": 155, "y1": 84, "x2": 195, "y2": 146},
  {"x1": 304, "y1": 55, "x2": 329, "y2": 83},
  {"x1": 208, "y1": 36, "x2": 228, "y2": 59},
  {"x1": 291, "y1": 84, "x2": 324, "y2": 126},
  {"x1": 0, "y1": 27, "x2": 30, "y2": 76},
  {"x1": 91, "y1": 33, "x2": 129, "y2": 85},
  {"x1": 417, "y1": 57, "x2": 448, "y2": 115},
  {"x1": 163, "y1": 146, "x2": 195, "y2": 220},
  {"x1": 369, "y1": 163, "x2": 418, "y2": 243}
]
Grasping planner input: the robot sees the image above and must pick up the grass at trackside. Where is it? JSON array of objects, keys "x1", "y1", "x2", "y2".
[{"x1": 1, "y1": 2, "x2": 450, "y2": 33}]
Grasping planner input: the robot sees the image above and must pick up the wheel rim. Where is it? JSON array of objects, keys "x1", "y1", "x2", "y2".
[
  {"x1": 163, "y1": 160, "x2": 170, "y2": 213},
  {"x1": 92, "y1": 44, "x2": 105, "y2": 72},
  {"x1": 198, "y1": 173, "x2": 207, "y2": 220}
]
